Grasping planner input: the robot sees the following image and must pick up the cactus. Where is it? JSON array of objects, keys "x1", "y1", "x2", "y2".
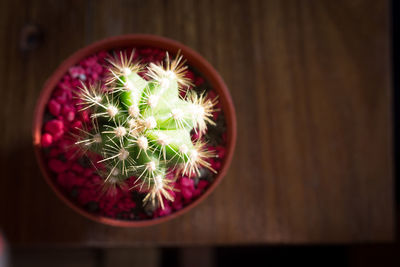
[{"x1": 75, "y1": 50, "x2": 218, "y2": 208}]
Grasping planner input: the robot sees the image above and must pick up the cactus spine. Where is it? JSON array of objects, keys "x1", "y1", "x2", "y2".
[{"x1": 75, "y1": 50, "x2": 218, "y2": 208}]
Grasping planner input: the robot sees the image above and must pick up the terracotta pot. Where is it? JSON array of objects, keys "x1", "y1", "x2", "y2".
[{"x1": 32, "y1": 34, "x2": 237, "y2": 227}]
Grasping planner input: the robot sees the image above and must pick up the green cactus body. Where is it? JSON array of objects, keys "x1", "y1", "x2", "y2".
[{"x1": 75, "y1": 51, "x2": 217, "y2": 208}]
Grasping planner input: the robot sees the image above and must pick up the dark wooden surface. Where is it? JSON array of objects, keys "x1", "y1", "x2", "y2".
[{"x1": 0, "y1": 0, "x2": 393, "y2": 245}]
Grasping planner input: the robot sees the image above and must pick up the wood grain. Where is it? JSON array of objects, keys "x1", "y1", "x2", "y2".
[{"x1": 0, "y1": 0, "x2": 393, "y2": 245}]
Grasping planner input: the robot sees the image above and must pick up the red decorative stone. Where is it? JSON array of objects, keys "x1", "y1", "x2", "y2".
[
  {"x1": 181, "y1": 187, "x2": 193, "y2": 200},
  {"x1": 48, "y1": 99, "x2": 61, "y2": 116},
  {"x1": 41, "y1": 133, "x2": 53, "y2": 147},
  {"x1": 180, "y1": 177, "x2": 194, "y2": 188},
  {"x1": 69, "y1": 66, "x2": 85, "y2": 79},
  {"x1": 44, "y1": 120, "x2": 64, "y2": 136},
  {"x1": 49, "y1": 159, "x2": 67, "y2": 173},
  {"x1": 195, "y1": 77, "x2": 204, "y2": 86},
  {"x1": 65, "y1": 111, "x2": 75, "y2": 122},
  {"x1": 70, "y1": 120, "x2": 83, "y2": 132},
  {"x1": 197, "y1": 180, "x2": 209, "y2": 190},
  {"x1": 71, "y1": 163, "x2": 84, "y2": 173}
]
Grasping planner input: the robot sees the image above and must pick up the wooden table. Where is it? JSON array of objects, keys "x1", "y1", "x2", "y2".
[{"x1": 0, "y1": 0, "x2": 393, "y2": 245}]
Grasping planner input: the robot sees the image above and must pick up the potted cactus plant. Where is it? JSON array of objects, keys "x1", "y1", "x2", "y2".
[{"x1": 33, "y1": 35, "x2": 236, "y2": 226}]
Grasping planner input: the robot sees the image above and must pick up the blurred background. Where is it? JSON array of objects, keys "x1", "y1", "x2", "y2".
[{"x1": 0, "y1": 0, "x2": 399, "y2": 266}]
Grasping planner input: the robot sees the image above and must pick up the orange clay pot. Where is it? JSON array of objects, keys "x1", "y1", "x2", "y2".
[{"x1": 32, "y1": 34, "x2": 236, "y2": 227}]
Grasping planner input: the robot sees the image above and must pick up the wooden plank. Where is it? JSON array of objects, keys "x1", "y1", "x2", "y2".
[
  {"x1": 0, "y1": 0, "x2": 393, "y2": 245},
  {"x1": 0, "y1": 0, "x2": 94, "y2": 243}
]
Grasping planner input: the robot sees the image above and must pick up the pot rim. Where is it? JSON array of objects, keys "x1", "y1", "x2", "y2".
[{"x1": 32, "y1": 34, "x2": 237, "y2": 227}]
